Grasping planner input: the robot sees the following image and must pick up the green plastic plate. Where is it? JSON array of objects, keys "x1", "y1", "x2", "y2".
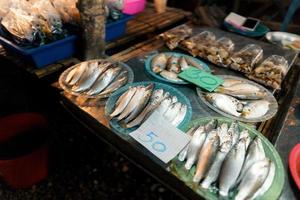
[{"x1": 170, "y1": 117, "x2": 285, "y2": 200}]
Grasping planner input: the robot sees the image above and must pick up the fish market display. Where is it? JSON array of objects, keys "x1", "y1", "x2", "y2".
[
  {"x1": 230, "y1": 44, "x2": 263, "y2": 74},
  {"x1": 159, "y1": 24, "x2": 193, "y2": 50},
  {"x1": 197, "y1": 75, "x2": 278, "y2": 122},
  {"x1": 147, "y1": 52, "x2": 210, "y2": 84},
  {"x1": 106, "y1": 82, "x2": 191, "y2": 134},
  {"x1": 247, "y1": 55, "x2": 289, "y2": 90},
  {"x1": 171, "y1": 117, "x2": 284, "y2": 200},
  {"x1": 59, "y1": 59, "x2": 133, "y2": 98}
]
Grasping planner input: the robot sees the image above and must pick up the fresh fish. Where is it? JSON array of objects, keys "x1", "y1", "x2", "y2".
[
  {"x1": 117, "y1": 86, "x2": 147, "y2": 121},
  {"x1": 163, "y1": 102, "x2": 182, "y2": 122},
  {"x1": 110, "y1": 87, "x2": 137, "y2": 118},
  {"x1": 99, "y1": 70, "x2": 128, "y2": 96},
  {"x1": 193, "y1": 130, "x2": 220, "y2": 183},
  {"x1": 178, "y1": 56, "x2": 189, "y2": 71},
  {"x1": 68, "y1": 62, "x2": 88, "y2": 85},
  {"x1": 237, "y1": 137, "x2": 266, "y2": 183},
  {"x1": 66, "y1": 67, "x2": 78, "y2": 84},
  {"x1": 242, "y1": 100, "x2": 270, "y2": 119},
  {"x1": 160, "y1": 70, "x2": 182, "y2": 82},
  {"x1": 126, "y1": 89, "x2": 165, "y2": 128},
  {"x1": 205, "y1": 93, "x2": 242, "y2": 117},
  {"x1": 235, "y1": 159, "x2": 271, "y2": 200},
  {"x1": 238, "y1": 129, "x2": 252, "y2": 148},
  {"x1": 171, "y1": 104, "x2": 187, "y2": 127},
  {"x1": 123, "y1": 84, "x2": 154, "y2": 123},
  {"x1": 87, "y1": 67, "x2": 121, "y2": 95},
  {"x1": 219, "y1": 138, "x2": 248, "y2": 197},
  {"x1": 228, "y1": 121, "x2": 240, "y2": 146},
  {"x1": 155, "y1": 97, "x2": 173, "y2": 114},
  {"x1": 250, "y1": 161, "x2": 275, "y2": 200},
  {"x1": 204, "y1": 119, "x2": 218, "y2": 132},
  {"x1": 171, "y1": 95, "x2": 178, "y2": 104},
  {"x1": 167, "y1": 56, "x2": 180, "y2": 73},
  {"x1": 185, "y1": 56, "x2": 205, "y2": 70},
  {"x1": 151, "y1": 53, "x2": 169, "y2": 73},
  {"x1": 217, "y1": 123, "x2": 229, "y2": 144},
  {"x1": 221, "y1": 79, "x2": 244, "y2": 87},
  {"x1": 178, "y1": 126, "x2": 198, "y2": 161},
  {"x1": 185, "y1": 126, "x2": 206, "y2": 170}
]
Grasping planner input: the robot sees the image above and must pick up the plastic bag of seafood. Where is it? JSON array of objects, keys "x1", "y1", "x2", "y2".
[
  {"x1": 159, "y1": 24, "x2": 193, "y2": 50},
  {"x1": 247, "y1": 55, "x2": 289, "y2": 90},
  {"x1": 230, "y1": 44, "x2": 263, "y2": 74},
  {"x1": 206, "y1": 37, "x2": 234, "y2": 67},
  {"x1": 181, "y1": 31, "x2": 216, "y2": 57}
]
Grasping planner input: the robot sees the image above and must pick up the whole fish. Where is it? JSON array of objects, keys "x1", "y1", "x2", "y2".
[
  {"x1": 117, "y1": 86, "x2": 147, "y2": 121},
  {"x1": 178, "y1": 56, "x2": 189, "y2": 71},
  {"x1": 99, "y1": 70, "x2": 128, "y2": 96},
  {"x1": 126, "y1": 89, "x2": 165, "y2": 128},
  {"x1": 204, "y1": 119, "x2": 218, "y2": 132},
  {"x1": 163, "y1": 102, "x2": 182, "y2": 122},
  {"x1": 155, "y1": 97, "x2": 173, "y2": 114},
  {"x1": 206, "y1": 93, "x2": 242, "y2": 117},
  {"x1": 237, "y1": 137, "x2": 265, "y2": 183},
  {"x1": 87, "y1": 67, "x2": 121, "y2": 95},
  {"x1": 235, "y1": 159, "x2": 271, "y2": 200},
  {"x1": 124, "y1": 84, "x2": 154, "y2": 123},
  {"x1": 219, "y1": 138, "x2": 248, "y2": 197},
  {"x1": 221, "y1": 79, "x2": 244, "y2": 87},
  {"x1": 110, "y1": 87, "x2": 137, "y2": 118},
  {"x1": 185, "y1": 126, "x2": 206, "y2": 170},
  {"x1": 217, "y1": 123, "x2": 229, "y2": 144},
  {"x1": 160, "y1": 70, "x2": 182, "y2": 82},
  {"x1": 228, "y1": 121, "x2": 240, "y2": 146},
  {"x1": 68, "y1": 62, "x2": 88, "y2": 85},
  {"x1": 152, "y1": 53, "x2": 169, "y2": 73},
  {"x1": 193, "y1": 130, "x2": 220, "y2": 183},
  {"x1": 185, "y1": 56, "x2": 205, "y2": 71},
  {"x1": 238, "y1": 129, "x2": 252, "y2": 149},
  {"x1": 171, "y1": 104, "x2": 187, "y2": 127},
  {"x1": 242, "y1": 100, "x2": 270, "y2": 119},
  {"x1": 178, "y1": 126, "x2": 197, "y2": 161},
  {"x1": 166, "y1": 56, "x2": 180, "y2": 73}
]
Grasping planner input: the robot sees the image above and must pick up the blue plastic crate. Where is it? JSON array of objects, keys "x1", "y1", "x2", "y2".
[{"x1": 106, "y1": 14, "x2": 133, "y2": 41}]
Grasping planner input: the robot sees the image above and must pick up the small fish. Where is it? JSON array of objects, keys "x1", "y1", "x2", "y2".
[
  {"x1": 163, "y1": 102, "x2": 182, "y2": 122},
  {"x1": 110, "y1": 87, "x2": 137, "y2": 118},
  {"x1": 178, "y1": 126, "x2": 197, "y2": 162},
  {"x1": 206, "y1": 93, "x2": 242, "y2": 117},
  {"x1": 99, "y1": 70, "x2": 128, "y2": 96},
  {"x1": 152, "y1": 53, "x2": 169, "y2": 73},
  {"x1": 123, "y1": 84, "x2": 154, "y2": 123},
  {"x1": 171, "y1": 95, "x2": 178, "y2": 104},
  {"x1": 242, "y1": 100, "x2": 270, "y2": 119},
  {"x1": 185, "y1": 126, "x2": 206, "y2": 170},
  {"x1": 178, "y1": 56, "x2": 189, "y2": 71},
  {"x1": 217, "y1": 123, "x2": 229, "y2": 144},
  {"x1": 171, "y1": 104, "x2": 187, "y2": 127},
  {"x1": 87, "y1": 67, "x2": 121, "y2": 95},
  {"x1": 185, "y1": 57, "x2": 205, "y2": 70},
  {"x1": 238, "y1": 129, "x2": 252, "y2": 148},
  {"x1": 221, "y1": 79, "x2": 244, "y2": 87},
  {"x1": 193, "y1": 130, "x2": 220, "y2": 183},
  {"x1": 68, "y1": 62, "x2": 88, "y2": 85},
  {"x1": 235, "y1": 159, "x2": 271, "y2": 200},
  {"x1": 228, "y1": 121, "x2": 240, "y2": 146},
  {"x1": 219, "y1": 138, "x2": 248, "y2": 197},
  {"x1": 204, "y1": 119, "x2": 218, "y2": 133},
  {"x1": 155, "y1": 97, "x2": 173, "y2": 114},
  {"x1": 126, "y1": 89, "x2": 165, "y2": 128},
  {"x1": 160, "y1": 70, "x2": 182, "y2": 82}
]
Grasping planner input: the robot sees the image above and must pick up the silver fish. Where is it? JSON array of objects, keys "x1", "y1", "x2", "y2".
[
  {"x1": 185, "y1": 56, "x2": 205, "y2": 70},
  {"x1": 228, "y1": 121, "x2": 240, "y2": 146},
  {"x1": 242, "y1": 100, "x2": 270, "y2": 119},
  {"x1": 163, "y1": 102, "x2": 182, "y2": 122},
  {"x1": 179, "y1": 56, "x2": 189, "y2": 71},
  {"x1": 171, "y1": 95, "x2": 178, "y2": 104},
  {"x1": 185, "y1": 126, "x2": 206, "y2": 170},
  {"x1": 110, "y1": 87, "x2": 137, "y2": 118},
  {"x1": 160, "y1": 70, "x2": 182, "y2": 82},
  {"x1": 219, "y1": 138, "x2": 247, "y2": 197},
  {"x1": 217, "y1": 123, "x2": 229, "y2": 144},
  {"x1": 123, "y1": 84, "x2": 154, "y2": 123},
  {"x1": 166, "y1": 56, "x2": 180, "y2": 73},
  {"x1": 204, "y1": 119, "x2": 218, "y2": 133},
  {"x1": 238, "y1": 129, "x2": 252, "y2": 149},
  {"x1": 221, "y1": 79, "x2": 244, "y2": 87},
  {"x1": 126, "y1": 89, "x2": 165, "y2": 128},
  {"x1": 117, "y1": 86, "x2": 147, "y2": 121},
  {"x1": 99, "y1": 70, "x2": 128, "y2": 96},
  {"x1": 68, "y1": 62, "x2": 88, "y2": 85},
  {"x1": 235, "y1": 159, "x2": 271, "y2": 200},
  {"x1": 193, "y1": 130, "x2": 220, "y2": 183},
  {"x1": 178, "y1": 126, "x2": 197, "y2": 161},
  {"x1": 206, "y1": 93, "x2": 242, "y2": 117},
  {"x1": 151, "y1": 53, "x2": 169, "y2": 73},
  {"x1": 171, "y1": 104, "x2": 187, "y2": 127},
  {"x1": 155, "y1": 97, "x2": 173, "y2": 114}
]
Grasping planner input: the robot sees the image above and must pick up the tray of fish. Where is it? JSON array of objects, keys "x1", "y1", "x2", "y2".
[
  {"x1": 105, "y1": 81, "x2": 192, "y2": 136},
  {"x1": 170, "y1": 117, "x2": 284, "y2": 200},
  {"x1": 59, "y1": 59, "x2": 134, "y2": 99},
  {"x1": 145, "y1": 52, "x2": 210, "y2": 84},
  {"x1": 197, "y1": 75, "x2": 278, "y2": 123}
]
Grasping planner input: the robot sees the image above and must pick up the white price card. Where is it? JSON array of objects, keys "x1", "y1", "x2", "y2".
[{"x1": 129, "y1": 111, "x2": 191, "y2": 163}]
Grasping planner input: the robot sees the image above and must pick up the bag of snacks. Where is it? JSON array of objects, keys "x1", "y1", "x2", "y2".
[
  {"x1": 230, "y1": 44, "x2": 263, "y2": 73},
  {"x1": 247, "y1": 55, "x2": 289, "y2": 89},
  {"x1": 50, "y1": 0, "x2": 80, "y2": 25}
]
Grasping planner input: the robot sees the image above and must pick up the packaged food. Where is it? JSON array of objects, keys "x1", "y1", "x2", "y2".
[
  {"x1": 51, "y1": 0, "x2": 80, "y2": 25},
  {"x1": 247, "y1": 55, "x2": 289, "y2": 89},
  {"x1": 230, "y1": 44, "x2": 263, "y2": 73},
  {"x1": 206, "y1": 37, "x2": 234, "y2": 67}
]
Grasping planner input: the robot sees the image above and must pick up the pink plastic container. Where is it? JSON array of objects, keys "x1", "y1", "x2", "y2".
[{"x1": 122, "y1": 0, "x2": 146, "y2": 15}]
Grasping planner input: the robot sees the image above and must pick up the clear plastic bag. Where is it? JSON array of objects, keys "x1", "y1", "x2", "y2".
[
  {"x1": 230, "y1": 44, "x2": 263, "y2": 73},
  {"x1": 247, "y1": 55, "x2": 289, "y2": 89},
  {"x1": 0, "y1": 0, "x2": 12, "y2": 19},
  {"x1": 50, "y1": 0, "x2": 80, "y2": 25}
]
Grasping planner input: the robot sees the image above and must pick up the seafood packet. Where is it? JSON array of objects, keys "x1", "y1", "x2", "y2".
[
  {"x1": 247, "y1": 55, "x2": 289, "y2": 90},
  {"x1": 181, "y1": 31, "x2": 216, "y2": 57},
  {"x1": 159, "y1": 24, "x2": 193, "y2": 50},
  {"x1": 230, "y1": 44, "x2": 263, "y2": 74},
  {"x1": 206, "y1": 37, "x2": 235, "y2": 67}
]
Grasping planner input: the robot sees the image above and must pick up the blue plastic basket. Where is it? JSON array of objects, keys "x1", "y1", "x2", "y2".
[{"x1": 106, "y1": 14, "x2": 133, "y2": 41}]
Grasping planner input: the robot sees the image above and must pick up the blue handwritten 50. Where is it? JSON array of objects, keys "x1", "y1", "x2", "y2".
[{"x1": 138, "y1": 131, "x2": 167, "y2": 153}]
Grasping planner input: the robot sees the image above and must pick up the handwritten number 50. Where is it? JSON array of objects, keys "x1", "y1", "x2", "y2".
[{"x1": 138, "y1": 132, "x2": 166, "y2": 152}]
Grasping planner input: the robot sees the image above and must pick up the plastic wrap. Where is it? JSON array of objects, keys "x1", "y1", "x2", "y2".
[
  {"x1": 247, "y1": 55, "x2": 289, "y2": 89},
  {"x1": 230, "y1": 44, "x2": 263, "y2": 73},
  {"x1": 51, "y1": 0, "x2": 80, "y2": 25}
]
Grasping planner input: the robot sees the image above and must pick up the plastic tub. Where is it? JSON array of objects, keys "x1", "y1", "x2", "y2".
[
  {"x1": 122, "y1": 0, "x2": 146, "y2": 15},
  {"x1": 106, "y1": 14, "x2": 133, "y2": 41}
]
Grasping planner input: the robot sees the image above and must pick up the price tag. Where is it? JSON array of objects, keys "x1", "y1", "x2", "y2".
[
  {"x1": 178, "y1": 67, "x2": 224, "y2": 92},
  {"x1": 129, "y1": 111, "x2": 191, "y2": 163}
]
